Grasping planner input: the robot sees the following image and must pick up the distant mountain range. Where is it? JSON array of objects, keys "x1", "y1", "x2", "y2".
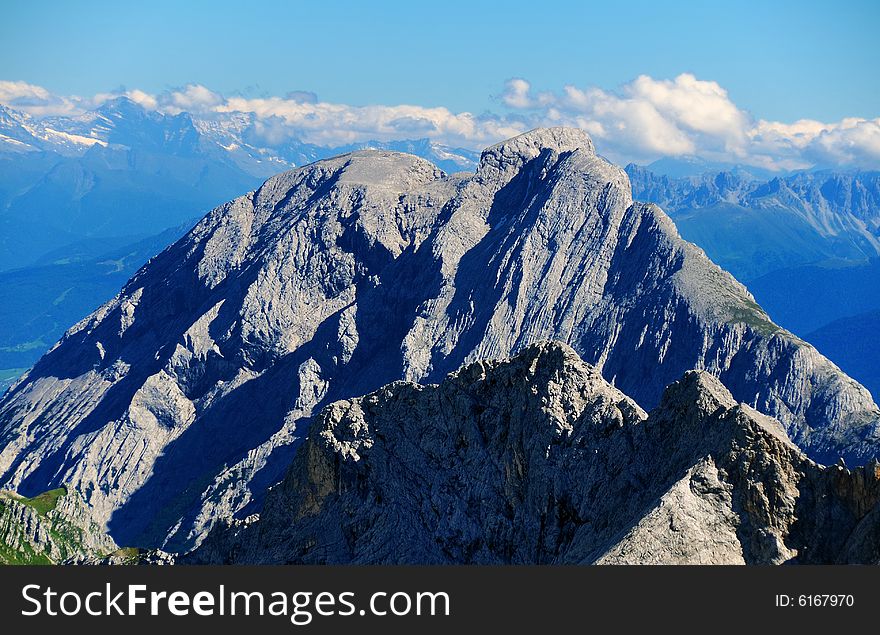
[
  {"x1": 626, "y1": 163, "x2": 880, "y2": 281},
  {"x1": 640, "y1": 154, "x2": 780, "y2": 180},
  {"x1": 1, "y1": 98, "x2": 480, "y2": 174}
]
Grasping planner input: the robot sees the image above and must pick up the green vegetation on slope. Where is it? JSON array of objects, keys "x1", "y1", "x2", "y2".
[
  {"x1": 726, "y1": 297, "x2": 781, "y2": 336},
  {"x1": 19, "y1": 487, "x2": 66, "y2": 515},
  {"x1": 0, "y1": 487, "x2": 117, "y2": 565}
]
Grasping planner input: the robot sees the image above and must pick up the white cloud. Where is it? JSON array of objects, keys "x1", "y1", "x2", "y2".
[
  {"x1": 740, "y1": 117, "x2": 880, "y2": 169},
  {"x1": 625, "y1": 74, "x2": 749, "y2": 151},
  {"x1": 0, "y1": 77, "x2": 877, "y2": 169},
  {"x1": 214, "y1": 95, "x2": 524, "y2": 148},
  {"x1": 501, "y1": 78, "x2": 533, "y2": 109},
  {"x1": 500, "y1": 74, "x2": 751, "y2": 161},
  {"x1": 0, "y1": 80, "x2": 52, "y2": 104},
  {"x1": 0, "y1": 80, "x2": 83, "y2": 117},
  {"x1": 92, "y1": 88, "x2": 159, "y2": 111},
  {"x1": 500, "y1": 73, "x2": 880, "y2": 169},
  {"x1": 803, "y1": 118, "x2": 880, "y2": 166},
  {"x1": 123, "y1": 89, "x2": 159, "y2": 110},
  {"x1": 158, "y1": 84, "x2": 223, "y2": 114}
]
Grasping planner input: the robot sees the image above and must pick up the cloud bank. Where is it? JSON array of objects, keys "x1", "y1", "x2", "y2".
[
  {"x1": 499, "y1": 74, "x2": 880, "y2": 170},
  {"x1": 2, "y1": 75, "x2": 879, "y2": 170}
]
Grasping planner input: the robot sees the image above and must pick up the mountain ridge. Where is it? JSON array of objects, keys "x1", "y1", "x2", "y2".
[
  {"x1": 0, "y1": 99, "x2": 478, "y2": 273},
  {"x1": 1, "y1": 98, "x2": 480, "y2": 176},
  {"x1": 189, "y1": 341, "x2": 880, "y2": 565}
]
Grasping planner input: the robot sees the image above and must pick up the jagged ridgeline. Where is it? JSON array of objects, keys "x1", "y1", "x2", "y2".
[
  {"x1": 0, "y1": 128, "x2": 878, "y2": 556},
  {"x1": 189, "y1": 342, "x2": 880, "y2": 565}
]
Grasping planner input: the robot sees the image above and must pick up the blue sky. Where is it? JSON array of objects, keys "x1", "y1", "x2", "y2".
[
  {"x1": 2, "y1": 0, "x2": 878, "y2": 121},
  {"x1": 1, "y1": 0, "x2": 879, "y2": 169}
]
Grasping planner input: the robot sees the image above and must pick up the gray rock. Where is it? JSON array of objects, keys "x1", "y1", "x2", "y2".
[
  {"x1": 0, "y1": 128, "x2": 877, "y2": 552},
  {"x1": 0, "y1": 488, "x2": 117, "y2": 563},
  {"x1": 189, "y1": 342, "x2": 880, "y2": 565}
]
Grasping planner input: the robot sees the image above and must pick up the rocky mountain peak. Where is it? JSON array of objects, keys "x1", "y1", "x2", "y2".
[
  {"x1": 325, "y1": 150, "x2": 446, "y2": 189},
  {"x1": 476, "y1": 127, "x2": 605, "y2": 188},
  {"x1": 490, "y1": 339, "x2": 590, "y2": 373},
  {"x1": 482, "y1": 127, "x2": 596, "y2": 164},
  {"x1": 661, "y1": 370, "x2": 738, "y2": 412},
  {"x1": 95, "y1": 95, "x2": 149, "y2": 119},
  {"x1": 650, "y1": 368, "x2": 797, "y2": 457}
]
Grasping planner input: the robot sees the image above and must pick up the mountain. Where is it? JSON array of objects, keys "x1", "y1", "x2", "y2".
[
  {"x1": 626, "y1": 164, "x2": 880, "y2": 281},
  {"x1": 42, "y1": 97, "x2": 200, "y2": 155},
  {"x1": 0, "y1": 128, "x2": 876, "y2": 554},
  {"x1": 190, "y1": 342, "x2": 880, "y2": 565},
  {"x1": 42, "y1": 98, "x2": 481, "y2": 175},
  {"x1": 806, "y1": 311, "x2": 880, "y2": 401},
  {"x1": 0, "y1": 104, "x2": 108, "y2": 156},
  {"x1": 331, "y1": 138, "x2": 479, "y2": 174},
  {"x1": 0, "y1": 104, "x2": 268, "y2": 271},
  {"x1": 2, "y1": 142, "x2": 263, "y2": 249},
  {"x1": 748, "y1": 261, "x2": 880, "y2": 402},
  {"x1": 0, "y1": 99, "x2": 478, "y2": 387},
  {"x1": 627, "y1": 164, "x2": 880, "y2": 226},
  {"x1": 0, "y1": 148, "x2": 93, "y2": 272},
  {"x1": 626, "y1": 165, "x2": 880, "y2": 395},
  {"x1": 645, "y1": 154, "x2": 778, "y2": 180}
]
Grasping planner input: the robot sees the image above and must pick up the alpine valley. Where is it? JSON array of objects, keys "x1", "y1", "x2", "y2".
[{"x1": 1, "y1": 128, "x2": 879, "y2": 564}]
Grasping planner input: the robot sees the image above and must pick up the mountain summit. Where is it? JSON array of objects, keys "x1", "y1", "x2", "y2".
[{"x1": 0, "y1": 128, "x2": 877, "y2": 551}]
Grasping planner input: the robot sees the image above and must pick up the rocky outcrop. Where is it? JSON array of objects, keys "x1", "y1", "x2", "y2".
[
  {"x1": 0, "y1": 128, "x2": 877, "y2": 552},
  {"x1": 190, "y1": 342, "x2": 880, "y2": 565},
  {"x1": 0, "y1": 494, "x2": 61, "y2": 564},
  {"x1": 0, "y1": 488, "x2": 117, "y2": 564}
]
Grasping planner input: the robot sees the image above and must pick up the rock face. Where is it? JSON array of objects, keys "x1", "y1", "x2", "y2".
[
  {"x1": 190, "y1": 342, "x2": 880, "y2": 565},
  {"x1": 0, "y1": 128, "x2": 877, "y2": 552},
  {"x1": 0, "y1": 488, "x2": 117, "y2": 564}
]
